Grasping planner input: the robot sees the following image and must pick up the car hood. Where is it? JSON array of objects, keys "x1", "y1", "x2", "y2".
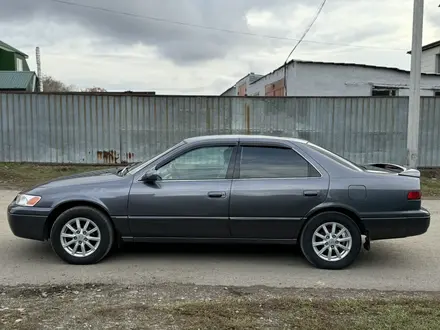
[{"x1": 24, "y1": 168, "x2": 125, "y2": 193}]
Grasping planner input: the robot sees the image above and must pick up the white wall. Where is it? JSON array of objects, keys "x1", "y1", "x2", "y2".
[
  {"x1": 248, "y1": 69, "x2": 285, "y2": 96},
  {"x1": 221, "y1": 87, "x2": 236, "y2": 96},
  {"x1": 248, "y1": 61, "x2": 440, "y2": 97},
  {"x1": 421, "y1": 46, "x2": 440, "y2": 74},
  {"x1": 223, "y1": 73, "x2": 261, "y2": 96}
]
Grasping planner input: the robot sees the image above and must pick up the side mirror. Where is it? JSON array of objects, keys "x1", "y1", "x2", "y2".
[{"x1": 141, "y1": 171, "x2": 161, "y2": 183}]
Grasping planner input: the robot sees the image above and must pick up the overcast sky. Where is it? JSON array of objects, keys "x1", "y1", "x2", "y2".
[{"x1": 0, "y1": 0, "x2": 439, "y2": 94}]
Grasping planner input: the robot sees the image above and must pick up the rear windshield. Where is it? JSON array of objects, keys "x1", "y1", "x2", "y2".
[{"x1": 306, "y1": 143, "x2": 363, "y2": 172}]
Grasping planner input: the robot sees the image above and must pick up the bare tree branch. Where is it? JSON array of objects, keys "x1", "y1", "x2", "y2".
[{"x1": 41, "y1": 75, "x2": 76, "y2": 92}]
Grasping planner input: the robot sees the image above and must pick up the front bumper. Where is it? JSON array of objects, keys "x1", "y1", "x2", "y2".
[
  {"x1": 7, "y1": 204, "x2": 51, "y2": 241},
  {"x1": 362, "y1": 208, "x2": 430, "y2": 241}
]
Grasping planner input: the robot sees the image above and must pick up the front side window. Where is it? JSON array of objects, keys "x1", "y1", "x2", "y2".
[
  {"x1": 128, "y1": 141, "x2": 186, "y2": 175},
  {"x1": 157, "y1": 146, "x2": 234, "y2": 180},
  {"x1": 239, "y1": 146, "x2": 319, "y2": 179}
]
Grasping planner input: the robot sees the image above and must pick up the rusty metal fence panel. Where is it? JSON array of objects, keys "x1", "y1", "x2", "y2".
[{"x1": 0, "y1": 93, "x2": 439, "y2": 166}]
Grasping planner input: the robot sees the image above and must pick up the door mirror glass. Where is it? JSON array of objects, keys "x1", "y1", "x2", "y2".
[{"x1": 141, "y1": 171, "x2": 161, "y2": 183}]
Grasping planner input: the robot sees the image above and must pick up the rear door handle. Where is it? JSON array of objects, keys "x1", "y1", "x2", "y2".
[
  {"x1": 208, "y1": 191, "x2": 226, "y2": 198},
  {"x1": 303, "y1": 190, "x2": 319, "y2": 197}
]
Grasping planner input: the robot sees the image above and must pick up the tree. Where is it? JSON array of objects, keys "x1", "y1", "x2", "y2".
[
  {"x1": 82, "y1": 87, "x2": 107, "y2": 92},
  {"x1": 41, "y1": 75, "x2": 75, "y2": 92},
  {"x1": 40, "y1": 75, "x2": 107, "y2": 93}
]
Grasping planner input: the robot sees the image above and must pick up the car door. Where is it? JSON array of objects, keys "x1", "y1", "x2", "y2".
[
  {"x1": 229, "y1": 142, "x2": 329, "y2": 240},
  {"x1": 128, "y1": 142, "x2": 238, "y2": 238}
]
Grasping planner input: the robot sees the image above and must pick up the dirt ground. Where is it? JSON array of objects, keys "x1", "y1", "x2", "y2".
[{"x1": 1, "y1": 283, "x2": 440, "y2": 330}]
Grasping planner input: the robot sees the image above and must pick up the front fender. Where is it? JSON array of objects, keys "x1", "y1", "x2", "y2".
[{"x1": 51, "y1": 195, "x2": 111, "y2": 214}]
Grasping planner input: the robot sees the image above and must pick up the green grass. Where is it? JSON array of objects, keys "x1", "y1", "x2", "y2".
[
  {"x1": 159, "y1": 296, "x2": 440, "y2": 330},
  {"x1": 1, "y1": 163, "x2": 440, "y2": 197},
  {"x1": 3, "y1": 291, "x2": 440, "y2": 330},
  {"x1": 420, "y1": 169, "x2": 440, "y2": 197},
  {"x1": 0, "y1": 163, "x2": 111, "y2": 190}
]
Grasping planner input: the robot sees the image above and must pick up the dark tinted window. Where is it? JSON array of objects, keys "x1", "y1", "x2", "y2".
[
  {"x1": 306, "y1": 143, "x2": 362, "y2": 171},
  {"x1": 239, "y1": 146, "x2": 320, "y2": 179}
]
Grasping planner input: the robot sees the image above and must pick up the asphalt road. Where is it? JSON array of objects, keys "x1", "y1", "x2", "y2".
[{"x1": 1, "y1": 189, "x2": 439, "y2": 291}]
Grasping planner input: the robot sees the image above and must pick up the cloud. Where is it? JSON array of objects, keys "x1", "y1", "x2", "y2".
[
  {"x1": 0, "y1": 0, "x2": 439, "y2": 94},
  {"x1": 0, "y1": 0, "x2": 300, "y2": 64}
]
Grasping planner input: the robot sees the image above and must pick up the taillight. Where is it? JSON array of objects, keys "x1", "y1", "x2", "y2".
[{"x1": 407, "y1": 191, "x2": 421, "y2": 200}]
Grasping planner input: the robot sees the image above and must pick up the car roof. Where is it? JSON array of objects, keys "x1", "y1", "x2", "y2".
[{"x1": 183, "y1": 134, "x2": 308, "y2": 144}]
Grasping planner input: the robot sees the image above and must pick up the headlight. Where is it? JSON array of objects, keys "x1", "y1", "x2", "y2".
[{"x1": 15, "y1": 194, "x2": 41, "y2": 207}]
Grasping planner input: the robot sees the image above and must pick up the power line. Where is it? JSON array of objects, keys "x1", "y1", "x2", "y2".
[
  {"x1": 48, "y1": 0, "x2": 406, "y2": 52},
  {"x1": 283, "y1": 0, "x2": 327, "y2": 97},
  {"x1": 285, "y1": 0, "x2": 327, "y2": 64}
]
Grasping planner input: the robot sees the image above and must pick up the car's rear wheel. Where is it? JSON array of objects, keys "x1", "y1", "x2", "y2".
[
  {"x1": 50, "y1": 206, "x2": 114, "y2": 264},
  {"x1": 300, "y1": 212, "x2": 362, "y2": 270}
]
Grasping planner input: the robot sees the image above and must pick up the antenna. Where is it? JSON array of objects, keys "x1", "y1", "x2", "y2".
[{"x1": 36, "y1": 47, "x2": 43, "y2": 92}]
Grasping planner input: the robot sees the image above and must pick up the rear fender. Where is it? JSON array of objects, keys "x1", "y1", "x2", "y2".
[{"x1": 302, "y1": 202, "x2": 365, "y2": 233}]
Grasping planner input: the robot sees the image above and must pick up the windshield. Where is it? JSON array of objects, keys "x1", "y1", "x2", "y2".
[
  {"x1": 306, "y1": 142, "x2": 363, "y2": 172},
  {"x1": 127, "y1": 141, "x2": 186, "y2": 175}
]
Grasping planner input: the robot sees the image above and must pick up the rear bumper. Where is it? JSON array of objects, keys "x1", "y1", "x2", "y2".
[
  {"x1": 362, "y1": 208, "x2": 430, "y2": 241},
  {"x1": 7, "y1": 204, "x2": 50, "y2": 241}
]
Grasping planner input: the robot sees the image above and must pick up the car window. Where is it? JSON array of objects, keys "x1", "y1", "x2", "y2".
[
  {"x1": 239, "y1": 146, "x2": 320, "y2": 179},
  {"x1": 128, "y1": 141, "x2": 186, "y2": 175},
  {"x1": 157, "y1": 146, "x2": 234, "y2": 180},
  {"x1": 305, "y1": 142, "x2": 363, "y2": 172}
]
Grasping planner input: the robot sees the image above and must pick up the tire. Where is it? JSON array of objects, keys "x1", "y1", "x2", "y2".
[
  {"x1": 300, "y1": 211, "x2": 362, "y2": 270},
  {"x1": 50, "y1": 206, "x2": 115, "y2": 265}
]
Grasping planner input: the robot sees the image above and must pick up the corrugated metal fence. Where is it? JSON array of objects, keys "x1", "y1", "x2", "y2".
[{"x1": 1, "y1": 93, "x2": 439, "y2": 166}]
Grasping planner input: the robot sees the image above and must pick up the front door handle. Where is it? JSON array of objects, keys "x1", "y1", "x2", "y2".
[
  {"x1": 303, "y1": 190, "x2": 319, "y2": 197},
  {"x1": 208, "y1": 191, "x2": 226, "y2": 198}
]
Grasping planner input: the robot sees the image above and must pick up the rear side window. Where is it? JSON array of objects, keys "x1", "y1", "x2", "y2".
[
  {"x1": 306, "y1": 142, "x2": 362, "y2": 172},
  {"x1": 239, "y1": 146, "x2": 320, "y2": 179}
]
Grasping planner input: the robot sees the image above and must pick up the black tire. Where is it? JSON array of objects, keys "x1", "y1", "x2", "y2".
[
  {"x1": 50, "y1": 206, "x2": 115, "y2": 265},
  {"x1": 300, "y1": 212, "x2": 362, "y2": 270}
]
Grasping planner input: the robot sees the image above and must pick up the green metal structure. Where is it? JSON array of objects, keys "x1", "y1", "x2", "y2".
[{"x1": 0, "y1": 40, "x2": 36, "y2": 91}]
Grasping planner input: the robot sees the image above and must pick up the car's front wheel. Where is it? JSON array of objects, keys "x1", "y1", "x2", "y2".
[
  {"x1": 50, "y1": 206, "x2": 114, "y2": 264},
  {"x1": 300, "y1": 211, "x2": 362, "y2": 270}
]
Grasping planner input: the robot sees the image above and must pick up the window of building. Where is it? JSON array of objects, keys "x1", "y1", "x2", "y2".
[
  {"x1": 434, "y1": 91, "x2": 440, "y2": 97},
  {"x1": 239, "y1": 146, "x2": 320, "y2": 179},
  {"x1": 372, "y1": 87, "x2": 397, "y2": 96},
  {"x1": 156, "y1": 146, "x2": 234, "y2": 180},
  {"x1": 265, "y1": 78, "x2": 285, "y2": 97},
  {"x1": 16, "y1": 58, "x2": 23, "y2": 71},
  {"x1": 436, "y1": 54, "x2": 440, "y2": 74},
  {"x1": 238, "y1": 84, "x2": 247, "y2": 96}
]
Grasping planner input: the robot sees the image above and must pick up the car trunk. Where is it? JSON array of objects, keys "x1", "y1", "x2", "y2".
[{"x1": 362, "y1": 163, "x2": 422, "y2": 209}]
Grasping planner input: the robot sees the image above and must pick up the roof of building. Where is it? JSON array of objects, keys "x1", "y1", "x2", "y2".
[
  {"x1": 407, "y1": 40, "x2": 440, "y2": 54},
  {"x1": 0, "y1": 40, "x2": 28, "y2": 58},
  {"x1": 251, "y1": 59, "x2": 440, "y2": 85},
  {"x1": 220, "y1": 86, "x2": 235, "y2": 96},
  {"x1": 249, "y1": 73, "x2": 263, "y2": 83},
  {"x1": 220, "y1": 72, "x2": 264, "y2": 95},
  {"x1": 0, "y1": 71, "x2": 36, "y2": 90}
]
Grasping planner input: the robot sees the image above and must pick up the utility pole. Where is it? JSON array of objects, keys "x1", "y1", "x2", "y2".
[
  {"x1": 36, "y1": 47, "x2": 43, "y2": 92},
  {"x1": 407, "y1": 0, "x2": 424, "y2": 168}
]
